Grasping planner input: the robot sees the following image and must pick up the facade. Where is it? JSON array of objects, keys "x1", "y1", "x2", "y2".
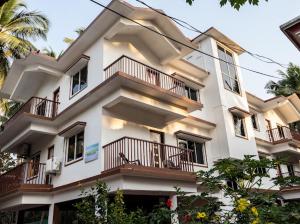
[
  {"x1": 0, "y1": 0, "x2": 300, "y2": 223},
  {"x1": 281, "y1": 16, "x2": 300, "y2": 51}
]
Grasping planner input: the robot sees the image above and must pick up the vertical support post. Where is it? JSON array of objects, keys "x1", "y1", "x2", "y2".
[
  {"x1": 170, "y1": 195, "x2": 179, "y2": 224},
  {"x1": 48, "y1": 204, "x2": 54, "y2": 224}
]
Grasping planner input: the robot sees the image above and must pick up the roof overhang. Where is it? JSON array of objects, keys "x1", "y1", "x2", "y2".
[
  {"x1": 192, "y1": 27, "x2": 245, "y2": 55},
  {"x1": 280, "y1": 16, "x2": 300, "y2": 51},
  {"x1": 229, "y1": 106, "x2": 251, "y2": 118},
  {"x1": 247, "y1": 92, "x2": 300, "y2": 123},
  {"x1": 168, "y1": 59, "x2": 209, "y2": 79},
  {"x1": 2, "y1": 0, "x2": 196, "y2": 100},
  {"x1": 175, "y1": 130, "x2": 212, "y2": 142}
]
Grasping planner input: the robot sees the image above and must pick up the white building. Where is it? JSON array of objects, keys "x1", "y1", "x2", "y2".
[{"x1": 0, "y1": 0, "x2": 300, "y2": 223}]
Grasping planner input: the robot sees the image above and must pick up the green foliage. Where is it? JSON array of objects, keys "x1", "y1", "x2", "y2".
[
  {"x1": 265, "y1": 63, "x2": 300, "y2": 97},
  {"x1": 0, "y1": 0, "x2": 49, "y2": 81},
  {"x1": 76, "y1": 157, "x2": 300, "y2": 224},
  {"x1": 74, "y1": 181, "x2": 148, "y2": 224},
  {"x1": 0, "y1": 0, "x2": 49, "y2": 125},
  {"x1": 0, "y1": 152, "x2": 16, "y2": 174},
  {"x1": 63, "y1": 27, "x2": 85, "y2": 44},
  {"x1": 195, "y1": 155, "x2": 300, "y2": 223},
  {"x1": 185, "y1": 0, "x2": 268, "y2": 10}
]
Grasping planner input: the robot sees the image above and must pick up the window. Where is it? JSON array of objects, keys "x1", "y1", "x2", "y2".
[
  {"x1": 226, "y1": 180, "x2": 238, "y2": 190},
  {"x1": 251, "y1": 114, "x2": 259, "y2": 130},
  {"x1": 66, "y1": 131, "x2": 84, "y2": 163},
  {"x1": 71, "y1": 66, "x2": 88, "y2": 96},
  {"x1": 178, "y1": 139, "x2": 206, "y2": 165},
  {"x1": 36, "y1": 99, "x2": 46, "y2": 116},
  {"x1": 217, "y1": 46, "x2": 240, "y2": 94},
  {"x1": 256, "y1": 156, "x2": 267, "y2": 175},
  {"x1": 233, "y1": 114, "x2": 247, "y2": 137},
  {"x1": 287, "y1": 164, "x2": 295, "y2": 177},
  {"x1": 27, "y1": 153, "x2": 40, "y2": 178},
  {"x1": 185, "y1": 86, "x2": 198, "y2": 101},
  {"x1": 277, "y1": 124, "x2": 285, "y2": 139}
]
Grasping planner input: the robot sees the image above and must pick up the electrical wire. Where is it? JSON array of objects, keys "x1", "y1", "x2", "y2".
[
  {"x1": 135, "y1": 0, "x2": 288, "y2": 68},
  {"x1": 88, "y1": 0, "x2": 282, "y2": 79}
]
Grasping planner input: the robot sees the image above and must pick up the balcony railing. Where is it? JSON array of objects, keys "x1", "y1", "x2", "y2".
[
  {"x1": 0, "y1": 162, "x2": 48, "y2": 195},
  {"x1": 103, "y1": 137, "x2": 194, "y2": 173},
  {"x1": 266, "y1": 127, "x2": 300, "y2": 143},
  {"x1": 2, "y1": 97, "x2": 60, "y2": 129},
  {"x1": 104, "y1": 55, "x2": 200, "y2": 101},
  {"x1": 280, "y1": 171, "x2": 300, "y2": 178}
]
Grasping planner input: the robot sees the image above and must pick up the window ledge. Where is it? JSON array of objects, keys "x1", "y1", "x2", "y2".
[
  {"x1": 69, "y1": 85, "x2": 88, "y2": 100},
  {"x1": 65, "y1": 157, "x2": 83, "y2": 167},
  {"x1": 235, "y1": 134, "x2": 248, "y2": 140}
]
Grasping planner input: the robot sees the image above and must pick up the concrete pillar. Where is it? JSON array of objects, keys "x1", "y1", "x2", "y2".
[
  {"x1": 48, "y1": 204, "x2": 54, "y2": 224},
  {"x1": 170, "y1": 195, "x2": 179, "y2": 224}
]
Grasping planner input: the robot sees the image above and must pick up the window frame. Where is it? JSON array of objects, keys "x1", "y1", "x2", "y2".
[
  {"x1": 177, "y1": 138, "x2": 207, "y2": 166},
  {"x1": 65, "y1": 131, "x2": 85, "y2": 165},
  {"x1": 256, "y1": 156, "x2": 267, "y2": 175},
  {"x1": 251, "y1": 114, "x2": 259, "y2": 131},
  {"x1": 232, "y1": 113, "x2": 247, "y2": 139},
  {"x1": 184, "y1": 85, "x2": 199, "y2": 102},
  {"x1": 70, "y1": 65, "x2": 88, "y2": 98},
  {"x1": 217, "y1": 44, "x2": 241, "y2": 95},
  {"x1": 27, "y1": 152, "x2": 41, "y2": 179}
]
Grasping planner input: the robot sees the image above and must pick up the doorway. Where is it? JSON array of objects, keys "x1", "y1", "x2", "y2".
[
  {"x1": 52, "y1": 88, "x2": 60, "y2": 117},
  {"x1": 149, "y1": 130, "x2": 164, "y2": 168}
]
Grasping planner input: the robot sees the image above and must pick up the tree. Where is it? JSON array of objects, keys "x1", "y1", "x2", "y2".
[
  {"x1": 0, "y1": 0, "x2": 49, "y2": 130},
  {"x1": 265, "y1": 63, "x2": 300, "y2": 97},
  {"x1": 0, "y1": 0, "x2": 49, "y2": 82},
  {"x1": 74, "y1": 181, "x2": 147, "y2": 224},
  {"x1": 0, "y1": 0, "x2": 49, "y2": 186},
  {"x1": 76, "y1": 156, "x2": 300, "y2": 223},
  {"x1": 185, "y1": 0, "x2": 268, "y2": 10},
  {"x1": 265, "y1": 63, "x2": 300, "y2": 132},
  {"x1": 42, "y1": 47, "x2": 63, "y2": 59},
  {"x1": 63, "y1": 27, "x2": 85, "y2": 44}
]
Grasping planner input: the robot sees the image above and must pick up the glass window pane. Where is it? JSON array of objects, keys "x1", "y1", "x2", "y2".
[
  {"x1": 232, "y1": 79, "x2": 240, "y2": 94},
  {"x1": 223, "y1": 74, "x2": 232, "y2": 90},
  {"x1": 68, "y1": 136, "x2": 76, "y2": 162},
  {"x1": 228, "y1": 65, "x2": 237, "y2": 79},
  {"x1": 220, "y1": 61, "x2": 229, "y2": 75},
  {"x1": 72, "y1": 73, "x2": 80, "y2": 95},
  {"x1": 189, "y1": 88, "x2": 198, "y2": 101},
  {"x1": 80, "y1": 66, "x2": 88, "y2": 90},
  {"x1": 195, "y1": 143, "x2": 205, "y2": 164},
  {"x1": 76, "y1": 132, "x2": 84, "y2": 159}
]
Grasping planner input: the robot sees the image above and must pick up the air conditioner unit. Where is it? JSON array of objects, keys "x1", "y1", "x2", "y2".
[{"x1": 46, "y1": 157, "x2": 61, "y2": 174}]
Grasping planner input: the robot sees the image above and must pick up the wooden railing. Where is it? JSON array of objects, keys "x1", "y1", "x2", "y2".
[
  {"x1": 103, "y1": 137, "x2": 194, "y2": 172},
  {"x1": 266, "y1": 127, "x2": 300, "y2": 143},
  {"x1": 104, "y1": 55, "x2": 200, "y2": 101},
  {"x1": 280, "y1": 171, "x2": 300, "y2": 178},
  {"x1": 0, "y1": 162, "x2": 48, "y2": 195},
  {"x1": 2, "y1": 97, "x2": 60, "y2": 129}
]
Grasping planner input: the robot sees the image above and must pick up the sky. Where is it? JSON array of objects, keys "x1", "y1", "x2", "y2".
[{"x1": 25, "y1": 0, "x2": 300, "y2": 99}]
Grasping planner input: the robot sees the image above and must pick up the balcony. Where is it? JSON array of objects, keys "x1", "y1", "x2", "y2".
[
  {"x1": 267, "y1": 127, "x2": 300, "y2": 144},
  {"x1": 280, "y1": 171, "x2": 300, "y2": 178},
  {"x1": 103, "y1": 56, "x2": 202, "y2": 128},
  {"x1": 102, "y1": 137, "x2": 196, "y2": 182},
  {"x1": 0, "y1": 97, "x2": 59, "y2": 152},
  {"x1": 104, "y1": 55, "x2": 200, "y2": 101},
  {"x1": 0, "y1": 162, "x2": 52, "y2": 196}
]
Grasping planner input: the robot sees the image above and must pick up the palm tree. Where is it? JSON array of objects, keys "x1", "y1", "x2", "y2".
[
  {"x1": 42, "y1": 47, "x2": 63, "y2": 58},
  {"x1": 63, "y1": 27, "x2": 85, "y2": 44},
  {"x1": 265, "y1": 63, "x2": 300, "y2": 132},
  {"x1": 0, "y1": 0, "x2": 49, "y2": 123},
  {"x1": 265, "y1": 63, "x2": 300, "y2": 97}
]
